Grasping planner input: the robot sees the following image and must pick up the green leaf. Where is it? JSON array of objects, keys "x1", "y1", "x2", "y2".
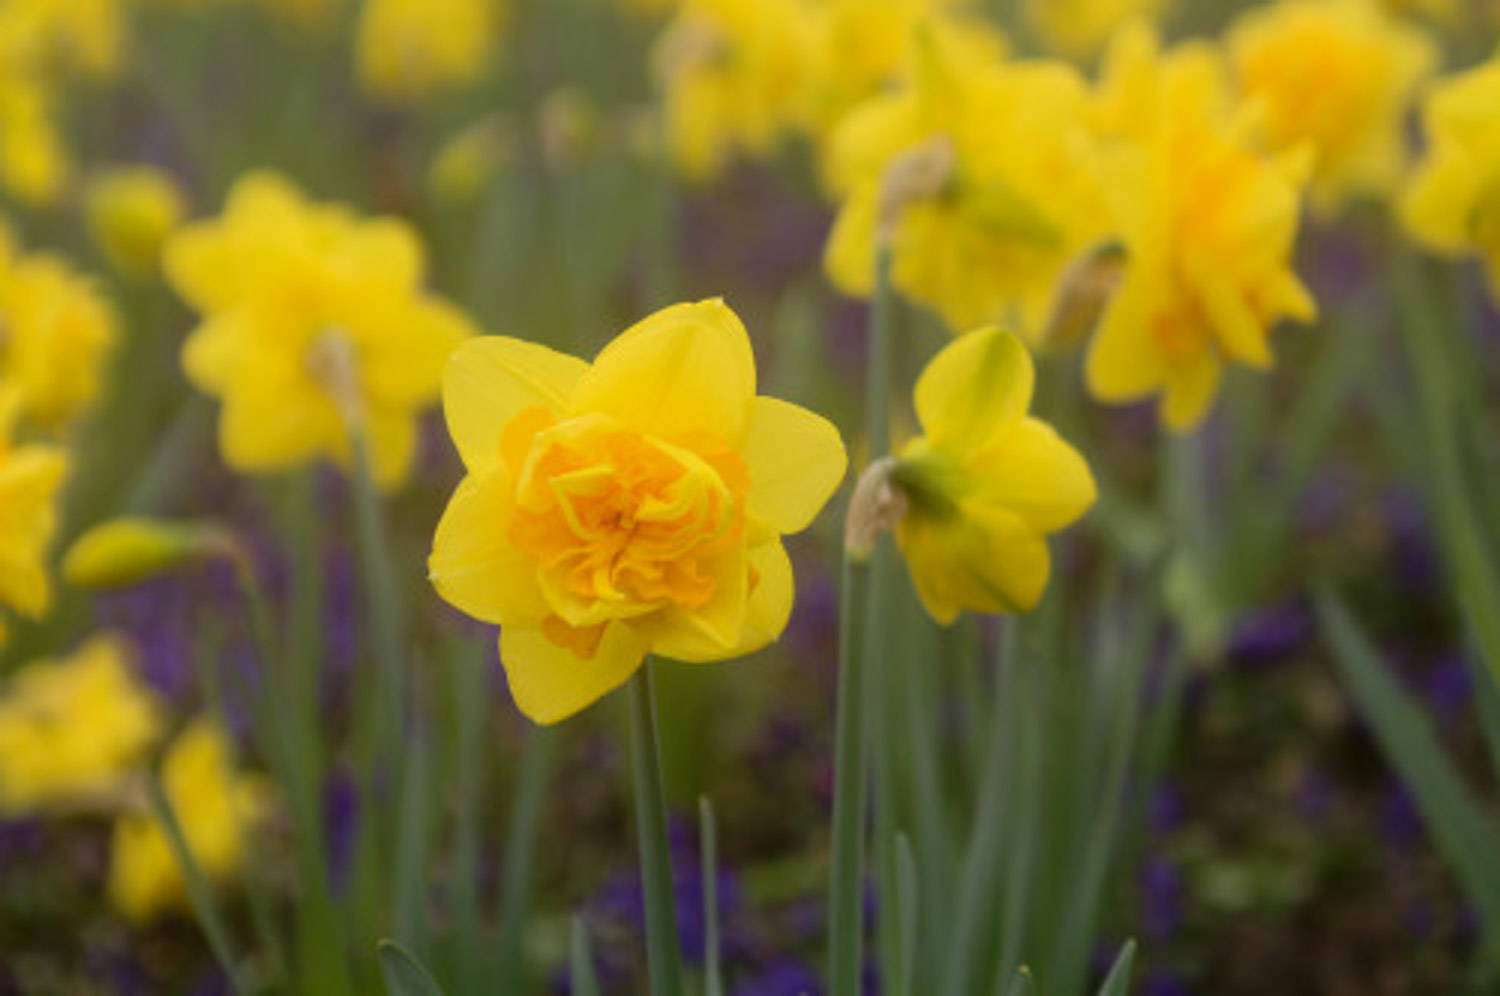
[
  {"x1": 1096, "y1": 940, "x2": 1136, "y2": 996},
  {"x1": 700, "y1": 797, "x2": 725, "y2": 996},
  {"x1": 1005, "y1": 966, "x2": 1037, "y2": 996},
  {"x1": 1317, "y1": 592, "x2": 1500, "y2": 941},
  {"x1": 378, "y1": 940, "x2": 445, "y2": 996},
  {"x1": 569, "y1": 916, "x2": 602, "y2": 996}
]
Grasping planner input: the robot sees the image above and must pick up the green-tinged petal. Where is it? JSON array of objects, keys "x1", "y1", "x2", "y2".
[
  {"x1": 896, "y1": 504, "x2": 1051, "y2": 623},
  {"x1": 967, "y1": 417, "x2": 1097, "y2": 533},
  {"x1": 649, "y1": 540, "x2": 792, "y2": 662},
  {"x1": 443, "y1": 336, "x2": 589, "y2": 474},
  {"x1": 741, "y1": 397, "x2": 847, "y2": 535},
  {"x1": 570, "y1": 299, "x2": 757, "y2": 442},
  {"x1": 430, "y1": 471, "x2": 549, "y2": 626},
  {"x1": 499, "y1": 621, "x2": 648, "y2": 724},
  {"x1": 915, "y1": 326, "x2": 1034, "y2": 447}
]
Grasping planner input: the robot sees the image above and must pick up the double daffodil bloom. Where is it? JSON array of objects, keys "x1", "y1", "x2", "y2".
[
  {"x1": 165, "y1": 172, "x2": 475, "y2": 488},
  {"x1": 890, "y1": 327, "x2": 1095, "y2": 622},
  {"x1": 1084, "y1": 46, "x2": 1317, "y2": 431},
  {"x1": 0, "y1": 389, "x2": 66, "y2": 642},
  {"x1": 1228, "y1": 0, "x2": 1436, "y2": 211},
  {"x1": 0, "y1": 220, "x2": 117, "y2": 429},
  {"x1": 0, "y1": 636, "x2": 161, "y2": 814},
  {"x1": 1401, "y1": 50, "x2": 1500, "y2": 297},
  {"x1": 429, "y1": 300, "x2": 847, "y2": 724},
  {"x1": 824, "y1": 36, "x2": 1105, "y2": 338},
  {"x1": 651, "y1": 0, "x2": 817, "y2": 181},
  {"x1": 109, "y1": 717, "x2": 269, "y2": 923}
]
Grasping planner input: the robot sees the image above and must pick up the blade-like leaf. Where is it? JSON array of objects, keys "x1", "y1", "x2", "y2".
[
  {"x1": 570, "y1": 916, "x2": 602, "y2": 996},
  {"x1": 1096, "y1": 940, "x2": 1136, "y2": 996},
  {"x1": 378, "y1": 940, "x2": 446, "y2": 996}
]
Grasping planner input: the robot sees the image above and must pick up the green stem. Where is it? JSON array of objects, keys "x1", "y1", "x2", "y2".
[
  {"x1": 628, "y1": 662, "x2": 686, "y2": 996},
  {"x1": 828, "y1": 244, "x2": 898, "y2": 996},
  {"x1": 495, "y1": 724, "x2": 559, "y2": 995},
  {"x1": 700, "y1": 797, "x2": 725, "y2": 996}
]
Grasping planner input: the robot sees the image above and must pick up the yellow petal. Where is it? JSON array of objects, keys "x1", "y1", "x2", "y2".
[
  {"x1": 896, "y1": 504, "x2": 1052, "y2": 623},
  {"x1": 360, "y1": 404, "x2": 419, "y2": 490},
  {"x1": 571, "y1": 299, "x2": 756, "y2": 442},
  {"x1": 1160, "y1": 350, "x2": 1223, "y2": 432},
  {"x1": 741, "y1": 396, "x2": 847, "y2": 534},
  {"x1": 362, "y1": 298, "x2": 475, "y2": 408},
  {"x1": 649, "y1": 539, "x2": 792, "y2": 662},
  {"x1": 429, "y1": 471, "x2": 549, "y2": 626},
  {"x1": 181, "y1": 311, "x2": 254, "y2": 395},
  {"x1": 1084, "y1": 282, "x2": 1165, "y2": 402},
  {"x1": 1190, "y1": 254, "x2": 1272, "y2": 370},
  {"x1": 499, "y1": 621, "x2": 649, "y2": 724},
  {"x1": 914, "y1": 327, "x2": 1033, "y2": 447},
  {"x1": 442, "y1": 336, "x2": 589, "y2": 474},
  {"x1": 823, "y1": 186, "x2": 880, "y2": 297},
  {"x1": 968, "y1": 418, "x2": 1097, "y2": 533}
]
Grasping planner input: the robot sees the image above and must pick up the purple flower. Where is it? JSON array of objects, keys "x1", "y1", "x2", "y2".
[
  {"x1": 731, "y1": 958, "x2": 821, "y2": 996},
  {"x1": 1227, "y1": 600, "x2": 1311, "y2": 667},
  {"x1": 1139, "y1": 857, "x2": 1184, "y2": 940}
]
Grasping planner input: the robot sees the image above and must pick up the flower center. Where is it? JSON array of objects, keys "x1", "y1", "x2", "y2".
[{"x1": 506, "y1": 411, "x2": 747, "y2": 630}]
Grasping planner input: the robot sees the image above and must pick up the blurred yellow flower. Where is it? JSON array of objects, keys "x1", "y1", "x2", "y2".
[
  {"x1": 0, "y1": 76, "x2": 70, "y2": 205},
  {"x1": 355, "y1": 0, "x2": 504, "y2": 103},
  {"x1": 429, "y1": 115, "x2": 515, "y2": 204},
  {"x1": 84, "y1": 165, "x2": 186, "y2": 276},
  {"x1": 823, "y1": 38, "x2": 1105, "y2": 338},
  {"x1": 0, "y1": 223, "x2": 116, "y2": 429},
  {"x1": 0, "y1": 0, "x2": 124, "y2": 80},
  {"x1": 108, "y1": 718, "x2": 269, "y2": 923},
  {"x1": 1401, "y1": 51, "x2": 1500, "y2": 297},
  {"x1": 429, "y1": 299, "x2": 847, "y2": 724},
  {"x1": 0, "y1": 391, "x2": 65, "y2": 638},
  {"x1": 1024, "y1": 0, "x2": 1171, "y2": 58},
  {"x1": 1228, "y1": 0, "x2": 1436, "y2": 211},
  {"x1": 890, "y1": 327, "x2": 1095, "y2": 622},
  {"x1": 801, "y1": 0, "x2": 1005, "y2": 142},
  {"x1": 63, "y1": 517, "x2": 226, "y2": 591},
  {"x1": 651, "y1": 0, "x2": 816, "y2": 181},
  {"x1": 1084, "y1": 61, "x2": 1317, "y2": 431},
  {"x1": 0, "y1": 636, "x2": 161, "y2": 813},
  {"x1": 1089, "y1": 22, "x2": 1231, "y2": 143},
  {"x1": 164, "y1": 171, "x2": 475, "y2": 488}
]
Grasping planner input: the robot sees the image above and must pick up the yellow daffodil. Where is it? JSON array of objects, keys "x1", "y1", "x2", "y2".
[
  {"x1": 1024, "y1": 0, "x2": 1171, "y2": 59},
  {"x1": 1401, "y1": 50, "x2": 1500, "y2": 297},
  {"x1": 84, "y1": 165, "x2": 186, "y2": 276},
  {"x1": 1228, "y1": 0, "x2": 1436, "y2": 211},
  {"x1": 650, "y1": 0, "x2": 817, "y2": 182},
  {"x1": 887, "y1": 327, "x2": 1095, "y2": 621},
  {"x1": 0, "y1": 75, "x2": 69, "y2": 205},
  {"x1": 355, "y1": 0, "x2": 504, "y2": 104},
  {"x1": 0, "y1": 390, "x2": 65, "y2": 639},
  {"x1": 0, "y1": 222, "x2": 117, "y2": 429},
  {"x1": 164, "y1": 171, "x2": 475, "y2": 488},
  {"x1": 0, "y1": 636, "x2": 161, "y2": 813},
  {"x1": 1084, "y1": 56, "x2": 1317, "y2": 431},
  {"x1": 428, "y1": 299, "x2": 847, "y2": 724},
  {"x1": 1089, "y1": 22, "x2": 1233, "y2": 144},
  {"x1": 801, "y1": 0, "x2": 1005, "y2": 142},
  {"x1": 108, "y1": 717, "x2": 269, "y2": 923},
  {"x1": 823, "y1": 37, "x2": 1105, "y2": 338},
  {"x1": 0, "y1": 0, "x2": 124, "y2": 80}
]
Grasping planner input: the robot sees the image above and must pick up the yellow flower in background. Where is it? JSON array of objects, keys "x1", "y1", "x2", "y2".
[
  {"x1": 0, "y1": 221, "x2": 118, "y2": 429},
  {"x1": 1228, "y1": 0, "x2": 1436, "y2": 211},
  {"x1": 164, "y1": 171, "x2": 475, "y2": 488},
  {"x1": 801, "y1": 0, "x2": 1005, "y2": 142},
  {"x1": 0, "y1": 0, "x2": 125, "y2": 80},
  {"x1": 651, "y1": 0, "x2": 816, "y2": 182},
  {"x1": 0, "y1": 391, "x2": 65, "y2": 639},
  {"x1": 1084, "y1": 65, "x2": 1317, "y2": 431},
  {"x1": 0, "y1": 76, "x2": 70, "y2": 205},
  {"x1": 355, "y1": 0, "x2": 504, "y2": 104},
  {"x1": 84, "y1": 165, "x2": 186, "y2": 277},
  {"x1": 1024, "y1": 0, "x2": 1171, "y2": 58},
  {"x1": 1088, "y1": 22, "x2": 1231, "y2": 144},
  {"x1": 109, "y1": 718, "x2": 269, "y2": 923},
  {"x1": 890, "y1": 328, "x2": 1095, "y2": 622},
  {"x1": 823, "y1": 36, "x2": 1106, "y2": 339},
  {"x1": 429, "y1": 115, "x2": 515, "y2": 204},
  {"x1": 1401, "y1": 51, "x2": 1500, "y2": 297},
  {"x1": 0, "y1": 636, "x2": 161, "y2": 813},
  {"x1": 429, "y1": 299, "x2": 847, "y2": 724}
]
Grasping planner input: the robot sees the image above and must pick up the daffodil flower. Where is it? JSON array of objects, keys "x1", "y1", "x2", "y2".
[
  {"x1": 888, "y1": 327, "x2": 1095, "y2": 622},
  {"x1": 165, "y1": 172, "x2": 475, "y2": 488},
  {"x1": 429, "y1": 299, "x2": 847, "y2": 724},
  {"x1": 0, "y1": 389, "x2": 66, "y2": 641}
]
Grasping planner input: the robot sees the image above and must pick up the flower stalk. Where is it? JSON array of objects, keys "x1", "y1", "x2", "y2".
[{"x1": 628, "y1": 660, "x2": 686, "y2": 996}]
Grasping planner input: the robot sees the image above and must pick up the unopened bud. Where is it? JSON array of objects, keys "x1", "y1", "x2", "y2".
[
  {"x1": 63, "y1": 518, "x2": 235, "y2": 591},
  {"x1": 878, "y1": 135, "x2": 955, "y2": 247},
  {"x1": 844, "y1": 456, "x2": 908, "y2": 562}
]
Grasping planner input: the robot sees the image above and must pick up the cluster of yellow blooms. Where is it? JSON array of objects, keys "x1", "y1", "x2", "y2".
[
  {"x1": 0, "y1": 637, "x2": 265, "y2": 922},
  {"x1": 164, "y1": 171, "x2": 474, "y2": 488}
]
